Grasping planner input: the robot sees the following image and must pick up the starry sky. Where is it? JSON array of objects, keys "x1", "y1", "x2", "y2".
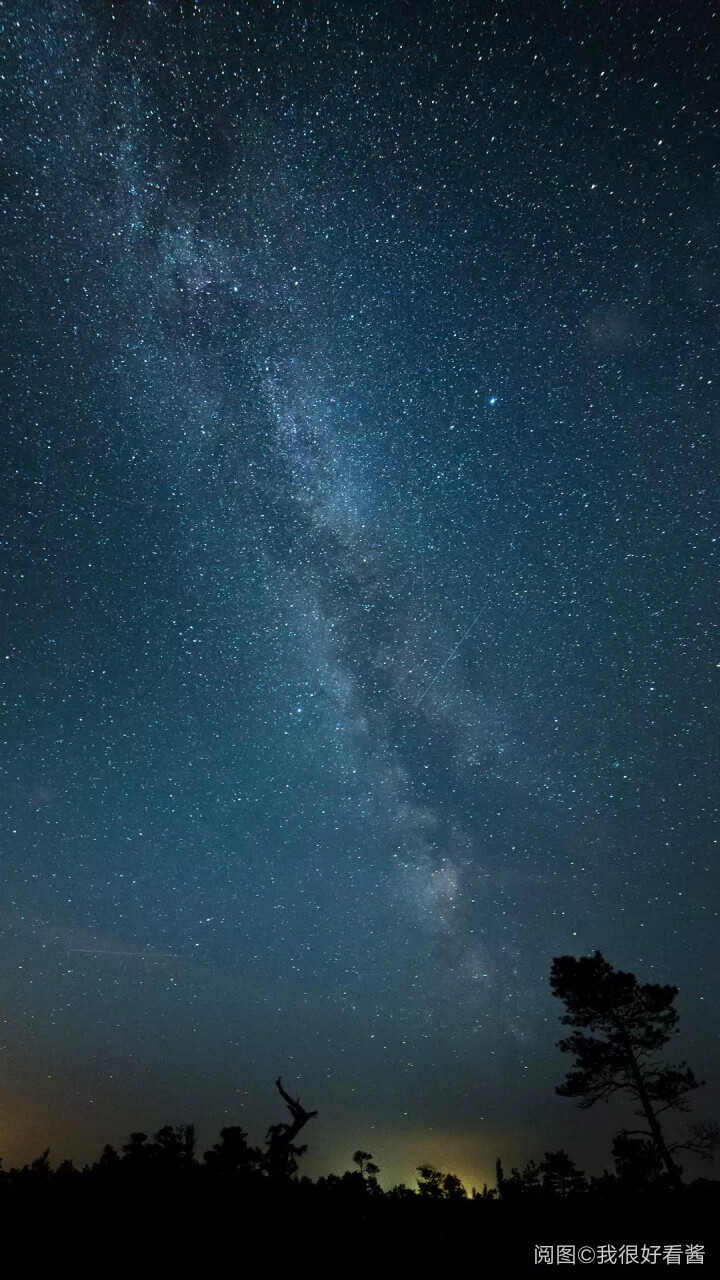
[{"x1": 1, "y1": 0, "x2": 718, "y2": 1188}]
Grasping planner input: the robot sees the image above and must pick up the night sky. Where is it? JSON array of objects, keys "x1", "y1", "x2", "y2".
[{"x1": 2, "y1": 0, "x2": 718, "y2": 1189}]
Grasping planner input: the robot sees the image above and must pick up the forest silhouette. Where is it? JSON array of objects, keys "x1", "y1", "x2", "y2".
[{"x1": 1, "y1": 955, "x2": 716, "y2": 1256}]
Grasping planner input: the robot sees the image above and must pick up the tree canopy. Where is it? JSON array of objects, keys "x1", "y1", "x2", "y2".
[{"x1": 550, "y1": 951, "x2": 708, "y2": 1187}]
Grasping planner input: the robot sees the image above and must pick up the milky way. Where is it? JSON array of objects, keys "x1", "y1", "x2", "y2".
[{"x1": 2, "y1": 1, "x2": 718, "y2": 1182}]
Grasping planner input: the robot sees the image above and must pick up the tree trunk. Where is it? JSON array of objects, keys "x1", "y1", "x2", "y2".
[{"x1": 616, "y1": 1023, "x2": 683, "y2": 1189}]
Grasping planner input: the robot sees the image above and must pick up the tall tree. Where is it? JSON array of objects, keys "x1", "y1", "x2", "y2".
[
  {"x1": 352, "y1": 1149, "x2": 381, "y2": 1194},
  {"x1": 550, "y1": 952, "x2": 702, "y2": 1188}
]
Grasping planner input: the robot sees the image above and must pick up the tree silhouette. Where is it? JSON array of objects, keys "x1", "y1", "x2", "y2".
[
  {"x1": 610, "y1": 1130, "x2": 670, "y2": 1192},
  {"x1": 203, "y1": 1126, "x2": 261, "y2": 1179},
  {"x1": 16, "y1": 1148, "x2": 52, "y2": 1182},
  {"x1": 148, "y1": 1124, "x2": 196, "y2": 1176},
  {"x1": 352, "y1": 1149, "x2": 379, "y2": 1178},
  {"x1": 416, "y1": 1163, "x2": 467, "y2": 1199},
  {"x1": 122, "y1": 1131, "x2": 151, "y2": 1176},
  {"x1": 494, "y1": 1157, "x2": 541, "y2": 1199},
  {"x1": 92, "y1": 1144, "x2": 122, "y2": 1178},
  {"x1": 440, "y1": 1172, "x2": 467, "y2": 1200},
  {"x1": 264, "y1": 1076, "x2": 317, "y2": 1181},
  {"x1": 352, "y1": 1149, "x2": 380, "y2": 1193},
  {"x1": 550, "y1": 951, "x2": 705, "y2": 1188},
  {"x1": 416, "y1": 1163, "x2": 445, "y2": 1198},
  {"x1": 538, "y1": 1149, "x2": 587, "y2": 1196}
]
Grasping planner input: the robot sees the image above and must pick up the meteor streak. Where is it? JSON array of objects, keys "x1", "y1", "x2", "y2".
[
  {"x1": 411, "y1": 610, "x2": 484, "y2": 710},
  {"x1": 68, "y1": 948, "x2": 179, "y2": 959}
]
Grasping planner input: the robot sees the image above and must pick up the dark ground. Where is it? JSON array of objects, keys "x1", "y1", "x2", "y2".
[{"x1": 2, "y1": 1185, "x2": 718, "y2": 1274}]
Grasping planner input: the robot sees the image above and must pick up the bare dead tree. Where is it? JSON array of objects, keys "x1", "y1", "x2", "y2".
[{"x1": 264, "y1": 1077, "x2": 318, "y2": 1181}]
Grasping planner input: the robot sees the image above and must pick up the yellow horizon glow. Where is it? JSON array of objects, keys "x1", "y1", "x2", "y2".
[{"x1": 311, "y1": 1127, "x2": 509, "y2": 1194}]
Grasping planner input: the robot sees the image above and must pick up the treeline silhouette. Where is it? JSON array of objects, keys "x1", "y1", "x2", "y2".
[
  {"x1": 1, "y1": 955, "x2": 717, "y2": 1259},
  {"x1": 2, "y1": 1077, "x2": 717, "y2": 1204}
]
